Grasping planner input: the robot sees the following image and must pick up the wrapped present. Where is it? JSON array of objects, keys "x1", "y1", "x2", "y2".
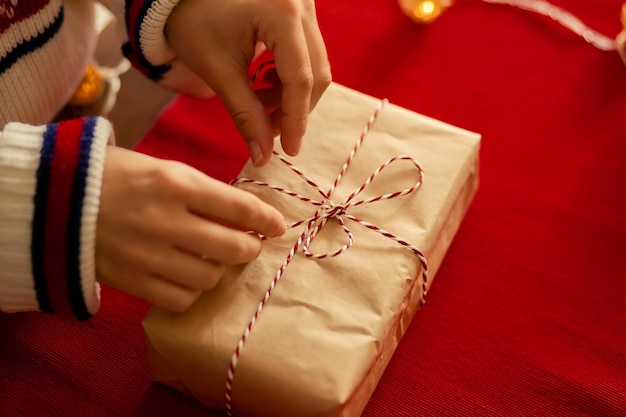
[{"x1": 142, "y1": 83, "x2": 481, "y2": 417}]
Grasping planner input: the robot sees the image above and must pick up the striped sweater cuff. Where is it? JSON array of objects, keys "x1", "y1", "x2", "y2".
[
  {"x1": 0, "y1": 117, "x2": 111, "y2": 320},
  {"x1": 123, "y1": 0, "x2": 180, "y2": 81}
]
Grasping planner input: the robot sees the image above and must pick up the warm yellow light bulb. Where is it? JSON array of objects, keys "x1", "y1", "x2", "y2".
[
  {"x1": 398, "y1": 0, "x2": 447, "y2": 24},
  {"x1": 420, "y1": 1, "x2": 436, "y2": 15},
  {"x1": 68, "y1": 64, "x2": 104, "y2": 106}
]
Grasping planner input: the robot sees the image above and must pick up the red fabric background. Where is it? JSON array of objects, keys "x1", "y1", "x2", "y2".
[{"x1": 2, "y1": 0, "x2": 626, "y2": 415}]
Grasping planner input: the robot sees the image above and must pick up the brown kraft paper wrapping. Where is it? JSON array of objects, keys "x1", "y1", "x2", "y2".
[{"x1": 142, "y1": 83, "x2": 481, "y2": 417}]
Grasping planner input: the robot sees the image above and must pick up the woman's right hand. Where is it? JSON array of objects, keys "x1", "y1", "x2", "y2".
[{"x1": 165, "y1": 0, "x2": 332, "y2": 167}]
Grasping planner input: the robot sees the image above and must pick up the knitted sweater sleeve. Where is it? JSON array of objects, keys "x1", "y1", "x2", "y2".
[
  {"x1": 99, "y1": 0, "x2": 180, "y2": 81},
  {"x1": 99, "y1": 0, "x2": 216, "y2": 96},
  {"x1": 0, "y1": 117, "x2": 111, "y2": 321},
  {"x1": 123, "y1": 0, "x2": 180, "y2": 81}
]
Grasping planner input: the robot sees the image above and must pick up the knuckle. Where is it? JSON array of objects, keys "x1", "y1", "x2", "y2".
[
  {"x1": 165, "y1": 160, "x2": 192, "y2": 183},
  {"x1": 228, "y1": 236, "x2": 262, "y2": 264},
  {"x1": 278, "y1": 0, "x2": 302, "y2": 17},
  {"x1": 284, "y1": 66, "x2": 314, "y2": 95},
  {"x1": 317, "y1": 66, "x2": 332, "y2": 91},
  {"x1": 230, "y1": 107, "x2": 257, "y2": 132},
  {"x1": 301, "y1": 0, "x2": 316, "y2": 15},
  {"x1": 297, "y1": 69, "x2": 315, "y2": 93},
  {"x1": 151, "y1": 160, "x2": 191, "y2": 199}
]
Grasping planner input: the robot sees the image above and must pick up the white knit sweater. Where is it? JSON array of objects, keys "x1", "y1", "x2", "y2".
[{"x1": 0, "y1": 0, "x2": 182, "y2": 320}]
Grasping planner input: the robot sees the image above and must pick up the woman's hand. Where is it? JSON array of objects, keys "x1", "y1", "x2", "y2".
[
  {"x1": 165, "y1": 0, "x2": 332, "y2": 166},
  {"x1": 96, "y1": 146, "x2": 286, "y2": 312}
]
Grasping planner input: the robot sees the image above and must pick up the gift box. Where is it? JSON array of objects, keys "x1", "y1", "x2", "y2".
[{"x1": 142, "y1": 83, "x2": 481, "y2": 417}]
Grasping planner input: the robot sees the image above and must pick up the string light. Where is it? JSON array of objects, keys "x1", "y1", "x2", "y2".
[
  {"x1": 398, "y1": 0, "x2": 626, "y2": 64},
  {"x1": 484, "y1": 0, "x2": 617, "y2": 51},
  {"x1": 67, "y1": 64, "x2": 104, "y2": 107},
  {"x1": 398, "y1": 0, "x2": 452, "y2": 24}
]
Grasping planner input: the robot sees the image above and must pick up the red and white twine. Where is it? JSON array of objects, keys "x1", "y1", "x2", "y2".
[
  {"x1": 224, "y1": 99, "x2": 428, "y2": 415},
  {"x1": 482, "y1": 0, "x2": 619, "y2": 52}
]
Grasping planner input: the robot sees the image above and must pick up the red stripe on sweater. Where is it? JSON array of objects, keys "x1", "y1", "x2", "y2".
[
  {"x1": 43, "y1": 118, "x2": 84, "y2": 319},
  {"x1": 0, "y1": 0, "x2": 52, "y2": 33}
]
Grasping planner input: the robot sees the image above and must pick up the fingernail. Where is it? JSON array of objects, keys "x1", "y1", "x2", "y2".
[
  {"x1": 277, "y1": 221, "x2": 287, "y2": 236},
  {"x1": 249, "y1": 141, "x2": 263, "y2": 165},
  {"x1": 288, "y1": 137, "x2": 302, "y2": 156}
]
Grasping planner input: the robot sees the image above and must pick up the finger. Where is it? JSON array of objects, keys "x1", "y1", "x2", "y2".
[
  {"x1": 269, "y1": 16, "x2": 313, "y2": 157},
  {"x1": 209, "y1": 61, "x2": 275, "y2": 167},
  {"x1": 123, "y1": 272, "x2": 203, "y2": 313},
  {"x1": 185, "y1": 172, "x2": 286, "y2": 238},
  {"x1": 146, "y1": 275, "x2": 202, "y2": 313},
  {"x1": 149, "y1": 244, "x2": 230, "y2": 291},
  {"x1": 174, "y1": 214, "x2": 264, "y2": 265},
  {"x1": 301, "y1": 1, "x2": 332, "y2": 111}
]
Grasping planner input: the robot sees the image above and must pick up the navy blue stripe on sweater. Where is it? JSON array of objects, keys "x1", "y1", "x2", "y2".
[
  {"x1": 66, "y1": 117, "x2": 97, "y2": 321},
  {"x1": 31, "y1": 124, "x2": 58, "y2": 314},
  {"x1": 0, "y1": 5, "x2": 64, "y2": 76},
  {"x1": 122, "y1": 0, "x2": 171, "y2": 81}
]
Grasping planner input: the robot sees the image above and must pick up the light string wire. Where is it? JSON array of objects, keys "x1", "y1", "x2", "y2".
[
  {"x1": 224, "y1": 100, "x2": 428, "y2": 416},
  {"x1": 481, "y1": 0, "x2": 619, "y2": 51}
]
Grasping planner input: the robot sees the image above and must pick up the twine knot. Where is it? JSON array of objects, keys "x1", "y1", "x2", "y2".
[{"x1": 322, "y1": 200, "x2": 347, "y2": 218}]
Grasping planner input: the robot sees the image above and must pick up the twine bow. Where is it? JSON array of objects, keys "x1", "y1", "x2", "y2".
[{"x1": 224, "y1": 99, "x2": 428, "y2": 415}]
